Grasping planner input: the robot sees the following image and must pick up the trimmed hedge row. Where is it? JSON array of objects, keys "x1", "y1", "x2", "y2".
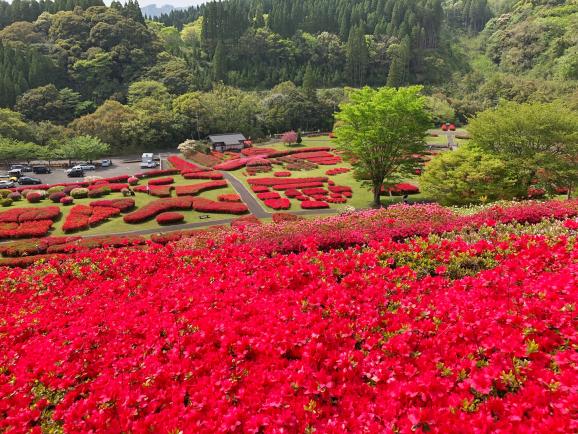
[
  {"x1": 263, "y1": 198, "x2": 291, "y2": 210},
  {"x1": 149, "y1": 185, "x2": 173, "y2": 198},
  {"x1": 272, "y1": 213, "x2": 304, "y2": 223},
  {"x1": 175, "y1": 180, "x2": 228, "y2": 196},
  {"x1": 257, "y1": 192, "x2": 281, "y2": 200},
  {"x1": 0, "y1": 236, "x2": 81, "y2": 258},
  {"x1": 191, "y1": 198, "x2": 248, "y2": 215},
  {"x1": 183, "y1": 171, "x2": 224, "y2": 180},
  {"x1": 148, "y1": 177, "x2": 174, "y2": 186},
  {"x1": 167, "y1": 156, "x2": 201, "y2": 173},
  {"x1": 62, "y1": 205, "x2": 120, "y2": 233},
  {"x1": 231, "y1": 215, "x2": 261, "y2": 227},
  {"x1": 301, "y1": 200, "x2": 330, "y2": 209},
  {"x1": 89, "y1": 198, "x2": 135, "y2": 212},
  {"x1": 326, "y1": 168, "x2": 350, "y2": 175},
  {"x1": 274, "y1": 171, "x2": 292, "y2": 177},
  {"x1": 123, "y1": 197, "x2": 195, "y2": 223},
  {"x1": 156, "y1": 212, "x2": 185, "y2": 225},
  {"x1": 248, "y1": 177, "x2": 328, "y2": 186},
  {"x1": 218, "y1": 194, "x2": 241, "y2": 202},
  {"x1": 0, "y1": 206, "x2": 60, "y2": 223},
  {"x1": 272, "y1": 182, "x2": 324, "y2": 191},
  {"x1": 0, "y1": 220, "x2": 54, "y2": 239},
  {"x1": 134, "y1": 169, "x2": 179, "y2": 179}
]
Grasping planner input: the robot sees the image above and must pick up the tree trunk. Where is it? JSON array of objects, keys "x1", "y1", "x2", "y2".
[{"x1": 372, "y1": 183, "x2": 382, "y2": 208}]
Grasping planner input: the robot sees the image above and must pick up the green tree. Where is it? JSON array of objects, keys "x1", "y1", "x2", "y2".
[
  {"x1": 0, "y1": 108, "x2": 31, "y2": 141},
  {"x1": 467, "y1": 101, "x2": 578, "y2": 196},
  {"x1": 334, "y1": 86, "x2": 431, "y2": 207},
  {"x1": 421, "y1": 144, "x2": 518, "y2": 205},
  {"x1": 212, "y1": 40, "x2": 227, "y2": 82},
  {"x1": 58, "y1": 135, "x2": 110, "y2": 163}
]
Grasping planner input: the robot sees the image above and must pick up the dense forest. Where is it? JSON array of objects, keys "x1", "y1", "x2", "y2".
[{"x1": 0, "y1": 0, "x2": 576, "y2": 154}]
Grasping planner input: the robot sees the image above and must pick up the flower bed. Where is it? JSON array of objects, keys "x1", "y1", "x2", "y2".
[
  {"x1": 256, "y1": 192, "x2": 281, "y2": 200},
  {"x1": 175, "y1": 180, "x2": 228, "y2": 196},
  {"x1": 329, "y1": 185, "x2": 352, "y2": 194},
  {"x1": 251, "y1": 185, "x2": 269, "y2": 193},
  {"x1": 241, "y1": 147, "x2": 278, "y2": 157},
  {"x1": 2, "y1": 203, "x2": 578, "y2": 431},
  {"x1": 301, "y1": 187, "x2": 328, "y2": 196},
  {"x1": 62, "y1": 205, "x2": 120, "y2": 232},
  {"x1": 89, "y1": 198, "x2": 135, "y2": 212},
  {"x1": 231, "y1": 215, "x2": 262, "y2": 227},
  {"x1": 149, "y1": 185, "x2": 173, "y2": 198},
  {"x1": 167, "y1": 155, "x2": 201, "y2": 173},
  {"x1": 0, "y1": 220, "x2": 54, "y2": 239},
  {"x1": 301, "y1": 200, "x2": 330, "y2": 209},
  {"x1": 148, "y1": 177, "x2": 174, "y2": 186},
  {"x1": 183, "y1": 171, "x2": 224, "y2": 180},
  {"x1": 123, "y1": 197, "x2": 195, "y2": 224},
  {"x1": 326, "y1": 167, "x2": 350, "y2": 175},
  {"x1": 0, "y1": 236, "x2": 81, "y2": 258},
  {"x1": 263, "y1": 198, "x2": 291, "y2": 210},
  {"x1": 272, "y1": 213, "x2": 303, "y2": 223},
  {"x1": 0, "y1": 206, "x2": 60, "y2": 223},
  {"x1": 191, "y1": 198, "x2": 249, "y2": 215},
  {"x1": 218, "y1": 194, "x2": 241, "y2": 202},
  {"x1": 45, "y1": 235, "x2": 146, "y2": 254},
  {"x1": 134, "y1": 169, "x2": 179, "y2": 179},
  {"x1": 248, "y1": 177, "x2": 328, "y2": 186},
  {"x1": 156, "y1": 212, "x2": 185, "y2": 225}
]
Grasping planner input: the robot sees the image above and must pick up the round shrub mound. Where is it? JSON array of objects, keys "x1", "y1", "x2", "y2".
[
  {"x1": 128, "y1": 177, "x2": 139, "y2": 186},
  {"x1": 1, "y1": 198, "x2": 13, "y2": 207},
  {"x1": 0, "y1": 189, "x2": 11, "y2": 198},
  {"x1": 26, "y1": 192, "x2": 43, "y2": 203},
  {"x1": 60, "y1": 196, "x2": 74, "y2": 205},
  {"x1": 156, "y1": 212, "x2": 185, "y2": 225},
  {"x1": 70, "y1": 188, "x2": 89, "y2": 199},
  {"x1": 47, "y1": 186, "x2": 65, "y2": 194},
  {"x1": 49, "y1": 192, "x2": 67, "y2": 203},
  {"x1": 8, "y1": 192, "x2": 21, "y2": 201}
]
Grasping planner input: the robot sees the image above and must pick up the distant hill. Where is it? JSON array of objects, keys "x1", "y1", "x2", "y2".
[{"x1": 141, "y1": 4, "x2": 183, "y2": 18}]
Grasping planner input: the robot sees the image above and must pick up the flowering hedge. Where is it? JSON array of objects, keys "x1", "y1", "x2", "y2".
[
  {"x1": 231, "y1": 215, "x2": 261, "y2": 228},
  {"x1": 0, "y1": 220, "x2": 54, "y2": 239},
  {"x1": 192, "y1": 198, "x2": 249, "y2": 215},
  {"x1": 167, "y1": 156, "x2": 201, "y2": 173},
  {"x1": 62, "y1": 205, "x2": 120, "y2": 232},
  {"x1": 135, "y1": 169, "x2": 179, "y2": 179},
  {"x1": 175, "y1": 181, "x2": 228, "y2": 197},
  {"x1": 1, "y1": 204, "x2": 577, "y2": 431},
  {"x1": 149, "y1": 185, "x2": 173, "y2": 198},
  {"x1": 183, "y1": 171, "x2": 224, "y2": 180},
  {"x1": 301, "y1": 187, "x2": 328, "y2": 196},
  {"x1": 217, "y1": 194, "x2": 241, "y2": 203},
  {"x1": 274, "y1": 171, "x2": 292, "y2": 177},
  {"x1": 248, "y1": 177, "x2": 328, "y2": 186},
  {"x1": 123, "y1": 197, "x2": 195, "y2": 224},
  {"x1": 89, "y1": 198, "x2": 135, "y2": 212},
  {"x1": 273, "y1": 182, "x2": 325, "y2": 191},
  {"x1": 284, "y1": 189, "x2": 301, "y2": 198},
  {"x1": 256, "y1": 192, "x2": 281, "y2": 200},
  {"x1": 272, "y1": 213, "x2": 304, "y2": 223},
  {"x1": 326, "y1": 167, "x2": 350, "y2": 175},
  {"x1": 264, "y1": 198, "x2": 291, "y2": 210},
  {"x1": 156, "y1": 212, "x2": 185, "y2": 225},
  {"x1": 329, "y1": 185, "x2": 352, "y2": 194},
  {"x1": 251, "y1": 185, "x2": 269, "y2": 193},
  {"x1": 0, "y1": 206, "x2": 60, "y2": 223},
  {"x1": 301, "y1": 200, "x2": 330, "y2": 209},
  {"x1": 382, "y1": 183, "x2": 420, "y2": 195},
  {"x1": 148, "y1": 177, "x2": 174, "y2": 186}
]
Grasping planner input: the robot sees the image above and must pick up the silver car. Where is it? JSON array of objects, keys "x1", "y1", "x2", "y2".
[{"x1": 0, "y1": 180, "x2": 15, "y2": 188}]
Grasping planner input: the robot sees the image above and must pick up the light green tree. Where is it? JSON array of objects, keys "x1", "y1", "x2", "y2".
[
  {"x1": 58, "y1": 135, "x2": 110, "y2": 164},
  {"x1": 421, "y1": 144, "x2": 518, "y2": 205},
  {"x1": 468, "y1": 101, "x2": 578, "y2": 196},
  {"x1": 334, "y1": 86, "x2": 431, "y2": 207}
]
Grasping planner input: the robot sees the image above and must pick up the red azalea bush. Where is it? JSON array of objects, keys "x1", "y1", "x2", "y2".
[
  {"x1": 263, "y1": 198, "x2": 291, "y2": 210},
  {"x1": 2, "y1": 204, "x2": 578, "y2": 431},
  {"x1": 218, "y1": 194, "x2": 241, "y2": 202},
  {"x1": 26, "y1": 192, "x2": 43, "y2": 203},
  {"x1": 213, "y1": 158, "x2": 250, "y2": 171},
  {"x1": 175, "y1": 181, "x2": 228, "y2": 196},
  {"x1": 149, "y1": 185, "x2": 173, "y2": 198},
  {"x1": 326, "y1": 167, "x2": 350, "y2": 175},
  {"x1": 135, "y1": 169, "x2": 179, "y2": 179},
  {"x1": 251, "y1": 185, "x2": 269, "y2": 193},
  {"x1": 49, "y1": 192, "x2": 66, "y2": 203},
  {"x1": 0, "y1": 206, "x2": 60, "y2": 223},
  {"x1": 343, "y1": 191, "x2": 353, "y2": 198},
  {"x1": 0, "y1": 219, "x2": 54, "y2": 239},
  {"x1": 87, "y1": 186, "x2": 111, "y2": 198},
  {"x1": 272, "y1": 213, "x2": 303, "y2": 223},
  {"x1": 384, "y1": 183, "x2": 420, "y2": 195},
  {"x1": 60, "y1": 196, "x2": 74, "y2": 205},
  {"x1": 301, "y1": 188, "x2": 328, "y2": 196},
  {"x1": 192, "y1": 198, "x2": 249, "y2": 215},
  {"x1": 183, "y1": 171, "x2": 224, "y2": 180},
  {"x1": 124, "y1": 197, "x2": 195, "y2": 224},
  {"x1": 63, "y1": 205, "x2": 120, "y2": 232},
  {"x1": 326, "y1": 197, "x2": 347, "y2": 203},
  {"x1": 89, "y1": 198, "x2": 135, "y2": 212},
  {"x1": 148, "y1": 177, "x2": 174, "y2": 186},
  {"x1": 273, "y1": 182, "x2": 324, "y2": 191},
  {"x1": 284, "y1": 189, "x2": 301, "y2": 198},
  {"x1": 248, "y1": 177, "x2": 328, "y2": 186},
  {"x1": 128, "y1": 177, "x2": 139, "y2": 186},
  {"x1": 241, "y1": 148, "x2": 277, "y2": 157},
  {"x1": 301, "y1": 200, "x2": 330, "y2": 209},
  {"x1": 528, "y1": 188, "x2": 546, "y2": 198},
  {"x1": 231, "y1": 215, "x2": 262, "y2": 227},
  {"x1": 329, "y1": 185, "x2": 352, "y2": 193},
  {"x1": 156, "y1": 212, "x2": 185, "y2": 225},
  {"x1": 167, "y1": 156, "x2": 201, "y2": 173},
  {"x1": 257, "y1": 192, "x2": 281, "y2": 200},
  {"x1": 295, "y1": 195, "x2": 309, "y2": 201}
]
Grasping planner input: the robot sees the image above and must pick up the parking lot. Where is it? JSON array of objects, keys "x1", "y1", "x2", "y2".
[{"x1": 1, "y1": 154, "x2": 175, "y2": 186}]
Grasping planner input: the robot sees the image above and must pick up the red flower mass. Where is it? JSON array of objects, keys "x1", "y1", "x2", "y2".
[{"x1": 0, "y1": 200, "x2": 577, "y2": 432}]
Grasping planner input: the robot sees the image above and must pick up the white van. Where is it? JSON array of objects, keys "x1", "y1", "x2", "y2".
[{"x1": 140, "y1": 153, "x2": 157, "y2": 168}]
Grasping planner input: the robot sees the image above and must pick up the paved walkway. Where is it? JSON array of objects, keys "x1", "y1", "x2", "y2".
[{"x1": 220, "y1": 172, "x2": 270, "y2": 218}]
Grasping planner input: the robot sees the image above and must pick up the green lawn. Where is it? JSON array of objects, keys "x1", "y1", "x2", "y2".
[{"x1": 426, "y1": 134, "x2": 449, "y2": 145}]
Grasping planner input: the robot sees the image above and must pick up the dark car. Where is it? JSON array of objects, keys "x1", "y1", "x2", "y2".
[
  {"x1": 10, "y1": 164, "x2": 32, "y2": 172},
  {"x1": 66, "y1": 168, "x2": 84, "y2": 178},
  {"x1": 32, "y1": 166, "x2": 52, "y2": 174},
  {"x1": 18, "y1": 176, "x2": 42, "y2": 185}
]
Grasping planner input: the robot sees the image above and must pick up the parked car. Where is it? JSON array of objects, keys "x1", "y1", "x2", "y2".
[
  {"x1": 66, "y1": 167, "x2": 84, "y2": 178},
  {"x1": 32, "y1": 166, "x2": 52, "y2": 174},
  {"x1": 101, "y1": 159, "x2": 112, "y2": 167},
  {"x1": 8, "y1": 169, "x2": 22, "y2": 178},
  {"x1": 10, "y1": 164, "x2": 32, "y2": 172},
  {"x1": 74, "y1": 163, "x2": 96, "y2": 171},
  {"x1": 140, "y1": 160, "x2": 158, "y2": 169},
  {"x1": 0, "y1": 180, "x2": 15, "y2": 188},
  {"x1": 18, "y1": 176, "x2": 42, "y2": 185}
]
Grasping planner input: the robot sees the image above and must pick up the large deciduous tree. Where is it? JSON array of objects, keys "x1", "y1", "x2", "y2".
[
  {"x1": 334, "y1": 86, "x2": 431, "y2": 207},
  {"x1": 467, "y1": 101, "x2": 578, "y2": 197}
]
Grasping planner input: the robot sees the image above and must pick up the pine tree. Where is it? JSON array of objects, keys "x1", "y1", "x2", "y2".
[
  {"x1": 345, "y1": 25, "x2": 368, "y2": 86},
  {"x1": 212, "y1": 40, "x2": 227, "y2": 82},
  {"x1": 302, "y1": 63, "x2": 316, "y2": 94}
]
